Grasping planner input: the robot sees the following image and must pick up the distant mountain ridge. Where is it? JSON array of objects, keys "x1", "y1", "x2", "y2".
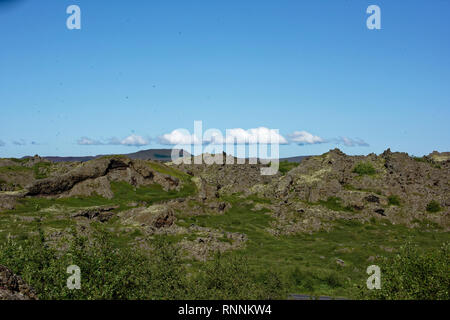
[
  {"x1": 26, "y1": 149, "x2": 189, "y2": 163},
  {"x1": 23, "y1": 149, "x2": 311, "y2": 163}
]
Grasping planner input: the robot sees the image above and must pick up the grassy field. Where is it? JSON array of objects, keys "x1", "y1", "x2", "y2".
[
  {"x1": 176, "y1": 196, "x2": 449, "y2": 298},
  {"x1": 0, "y1": 176, "x2": 448, "y2": 299}
]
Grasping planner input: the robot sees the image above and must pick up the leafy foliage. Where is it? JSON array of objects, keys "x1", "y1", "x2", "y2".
[
  {"x1": 353, "y1": 162, "x2": 376, "y2": 176},
  {"x1": 0, "y1": 228, "x2": 287, "y2": 300},
  {"x1": 360, "y1": 242, "x2": 449, "y2": 300}
]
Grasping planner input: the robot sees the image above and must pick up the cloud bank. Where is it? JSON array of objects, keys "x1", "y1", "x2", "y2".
[
  {"x1": 334, "y1": 137, "x2": 369, "y2": 147},
  {"x1": 287, "y1": 131, "x2": 325, "y2": 145},
  {"x1": 77, "y1": 129, "x2": 368, "y2": 148},
  {"x1": 77, "y1": 135, "x2": 150, "y2": 147},
  {"x1": 159, "y1": 127, "x2": 288, "y2": 145},
  {"x1": 287, "y1": 131, "x2": 369, "y2": 147},
  {"x1": 158, "y1": 129, "x2": 202, "y2": 145}
]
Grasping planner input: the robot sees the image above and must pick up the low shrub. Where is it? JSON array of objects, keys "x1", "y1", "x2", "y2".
[{"x1": 353, "y1": 162, "x2": 376, "y2": 176}]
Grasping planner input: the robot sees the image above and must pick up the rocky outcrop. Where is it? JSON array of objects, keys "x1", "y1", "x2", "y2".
[
  {"x1": 26, "y1": 156, "x2": 180, "y2": 197},
  {"x1": 0, "y1": 191, "x2": 27, "y2": 211},
  {"x1": 258, "y1": 148, "x2": 450, "y2": 232},
  {"x1": 119, "y1": 204, "x2": 177, "y2": 232},
  {"x1": 175, "y1": 153, "x2": 274, "y2": 200},
  {"x1": 0, "y1": 265, "x2": 38, "y2": 300},
  {"x1": 71, "y1": 205, "x2": 119, "y2": 222},
  {"x1": 179, "y1": 225, "x2": 247, "y2": 261}
]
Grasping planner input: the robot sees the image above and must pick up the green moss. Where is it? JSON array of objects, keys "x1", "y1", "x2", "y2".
[
  {"x1": 6, "y1": 179, "x2": 196, "y2": 217},
  {"x1": 33, "y1": 162, "x2": 52, "y2": 179},
  {"x1": 388, "y1": 195, "x2": 401, "y2": 206},
  {"x1": 352, "y1": 162, "x2": 376, "y2": 176},
  {"x1": 147, "y1": 161, "x2": 190, "y2": 180},
  {"x1": 426, "y1": 200, "x2": 442, "y2": 213},
  {"x1": 318, "y1": 197, "x2": 354, "y2": 212},
  {"x1": 278, "y1": 161, "x2": 299, "y2": 175},
  {"x1": 0, "y1": 165, "x2": 32, "y2": 173}
]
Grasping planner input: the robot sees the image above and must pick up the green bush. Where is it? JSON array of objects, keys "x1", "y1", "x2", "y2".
[
  {"x1": 192, "y1": 253, "x2": 287, "y2": 300},
  {"x1": 360, "y1": 242, "x2": 449, "y2": 300},
  {"x1": 388, "y1": 195, "x2": 401, "y2": 206},
  {"x1": 0, "y1": 228, "x2": 287, "y2": 300},
  {"x1": 426, "y1": 200, "x2": 441, "y2": 213},
  {"x1": 353, "y1": 162, "x2": 376, "y2": 176}
]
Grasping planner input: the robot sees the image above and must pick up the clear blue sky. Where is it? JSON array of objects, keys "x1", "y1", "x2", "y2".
[{"x1": 1, "y1": 0, "x2": 449, "y2": 158}]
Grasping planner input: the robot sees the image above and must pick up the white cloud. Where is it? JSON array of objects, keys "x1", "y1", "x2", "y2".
[
  {"x1": 159, "y1": 127, "x2": 288, "y2": 145},
  {"x1": 221, "y1": 127, "x2": 288, "y2": 144},
  {"x1": 288, "y1": 131, "x2": 325, "y2": 145},
  {"x1": 287, "y1": 131, "x2": 369, "y2": 147},
  {"x1": 158, "y1": 129, "x2": 202, "y2": 145},
  {"x1": 115, "y1": 134, "x2": 149, "y2": 147},
  {"x1": 335, "y1": 137, "x2": 369, "y2": 147},
  {"x1": 77, "y1": 134, "x2": 150, "y2": 147},
  {"x1": 77, "y1": 137, "x2": 103, "y2": 145}
]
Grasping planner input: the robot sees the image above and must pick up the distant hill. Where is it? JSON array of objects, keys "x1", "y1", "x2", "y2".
[
  {"x1": 32, "y1": 149, "x2": 190, "y2": 163},
  {"x1": 279, "y1": 156, "x2": 311, "y2": 163},
  {"x1": 25, "y1": 149, "x2": 311, "y2": 163}
]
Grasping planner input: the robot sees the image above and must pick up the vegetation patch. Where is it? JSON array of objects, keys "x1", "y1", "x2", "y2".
[
  {"x1": 426, "y1": 200, "x2": 442, "y2": 213},
  {"x1": 318, "y1": 197, "x2": 354, "y2": 212},
  {"x1": 148, "y1": 161, "x2": 191, "y2": 181},
  {"x1": 179, "y1": 199, "x2": 449, "y2": 298},
  {"x1": 278, "y1": 161, "x2": 299, "y2": 175},
  {"x1": 33, "y1": 162, "x2": 52, "y2": 179},
  {"x1": 413, "y1": 157, "x2": 441, "y2": 169},
  {"x1": 352, "y1": 162, "x2": 376, "y2": 176},
  {"x1": 360, "y1": 242, "x2": 449, "y2": 300},
  {"x1": 0, "y1": 228, "x2": 287, "y2": 300},
  {"x1": 0, "y1": 165, "x2": 32, "y2": 174},
  {"x1": 388, "y1": 195, "x2": 401, "y2": 206}
]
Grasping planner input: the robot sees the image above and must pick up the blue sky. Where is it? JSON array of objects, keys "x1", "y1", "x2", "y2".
[{"x1": 1, "y1": 0, "x2": 449, "y2": 158}]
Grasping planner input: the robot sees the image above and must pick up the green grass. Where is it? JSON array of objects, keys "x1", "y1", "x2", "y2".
[
  {"x1": 148, "y1": 161, "x2": 191, "y2": 180},
  {"x1": 388, "y1": 195, "x2": 401, "y2": 206},
  {"x1": 0, "y1": 160, "x2": 448, "y2": 299},
  {"x1": 0, "y1": 165, "x2": 32, "y2": 173},
  {"x1": 4, "y1": 180, "x2": 195, "y2": 215},
  {"x1": 176, "y1": 196, "x2": 449, "y2": 298},
  {"x1": 318, "y1": 197, "x2": 355, "y2": 212},
  {"x1": 426, "y1": 200, "x2": 442, "y2": 213},
  {"x1": 4, "y1": 158, "x2": 29, "y2": 164},
  {"x1": 353, "y1": 162, "x2": 376, "y2": 176},
  {"x1": 32, "y1": 162, "x2": 52, "y2": 179},
  {"x1": 0, "y1": 178, "x2": 197, "y2": 241},
  {"x1": 278, "y1": 161, "x2": 299, "y2": 175}
]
